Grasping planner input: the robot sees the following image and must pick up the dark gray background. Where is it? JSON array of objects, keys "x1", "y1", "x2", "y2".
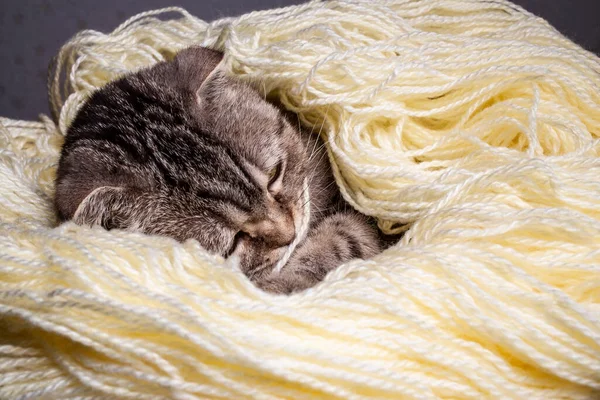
[{"x1": 1, "y1": 0, "x2": 599, "y2": 120}]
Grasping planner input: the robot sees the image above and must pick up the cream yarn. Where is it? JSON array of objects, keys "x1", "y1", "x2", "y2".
[
  {"x1": 2, "y1": 0, "x2": 600, "y2": 398},
  {"x1": 274, "y1": 179, "x2": 311, "y2": 273}
]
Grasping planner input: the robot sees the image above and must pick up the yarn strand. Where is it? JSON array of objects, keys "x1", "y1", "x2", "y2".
[
  {"x1": 1, "y1": 1, "x2": 600, "y2": 399},
  {"x1": 273, "y1": 178, "x2": 311, "y2": 273}
]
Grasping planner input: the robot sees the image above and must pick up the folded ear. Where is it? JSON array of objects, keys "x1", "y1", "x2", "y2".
[
  {"x1": 71, "y1": 186, "x2": 134, "y2": 229},
  {"x1": 173, "y1": 46, "x2": 224, "y2": 93}
]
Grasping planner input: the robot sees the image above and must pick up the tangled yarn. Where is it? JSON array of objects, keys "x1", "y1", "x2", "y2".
[{"x1": 1, "y1": 0, "x2": 599, "y2": 398}]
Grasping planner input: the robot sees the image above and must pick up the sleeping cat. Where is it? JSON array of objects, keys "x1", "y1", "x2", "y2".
[{"x1": 55, "y1": 46, "x2": 381, "y2": 294}]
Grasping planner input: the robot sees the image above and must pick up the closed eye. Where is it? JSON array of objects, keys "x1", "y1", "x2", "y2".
[
  {"x1": 267, "y1": 161, "x2": 283, "y2": 192},
  {"x1": 268, "y1": 162, "x2": 282, "y2": 184}
]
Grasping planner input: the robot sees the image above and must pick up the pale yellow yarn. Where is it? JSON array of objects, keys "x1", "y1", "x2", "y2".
[{"x1": 1, "y1": 0, "x2": 600, "y2": 398}]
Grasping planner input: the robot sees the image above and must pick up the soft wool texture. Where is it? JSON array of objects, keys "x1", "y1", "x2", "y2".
[{"x1": 1, "y1": 0, "x2": 600, "y2": 398}]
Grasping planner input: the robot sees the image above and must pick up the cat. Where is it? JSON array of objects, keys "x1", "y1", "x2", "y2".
[{"x1": 54, "y1": 46, "x2": 382, "y2": 294}]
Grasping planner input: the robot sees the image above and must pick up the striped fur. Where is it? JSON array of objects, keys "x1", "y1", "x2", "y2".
[{"x1": 55, "y1": 47, "x2": 381, "y2": 294}]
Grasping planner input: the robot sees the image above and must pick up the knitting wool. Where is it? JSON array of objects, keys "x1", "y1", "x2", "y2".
[{"x1": 1, "y1": 1, "x2": 599, "y2": 398}]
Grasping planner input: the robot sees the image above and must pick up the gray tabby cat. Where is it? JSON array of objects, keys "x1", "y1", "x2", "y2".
[{"x1": 55, "y1": 47, "x2": 381, "y2": 294}]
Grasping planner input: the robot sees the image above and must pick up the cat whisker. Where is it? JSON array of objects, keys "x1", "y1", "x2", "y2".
[
  {"x1": 305, "y1": 144, "x2": 331, "y2": 190},
  {"x1": 304, "y1": 105, "x2": 331, "y2": 192},
  {"x1": 301, "y1": 179, "x2": 337, "y2": 209},
  {"x1": 307, "y1": 198, "x2": 323, "y2": 215},
  {"x1": 307, "y1": 103, "x2": 331, "y2": 156},
  {"x1": 298, "y1": 151, "x2": 329, "y2": 208},
  {"x1": 316, "y1": 103, "x2": 331, "y2": 137},
  {"x1": 313, "y1": 143, "x2": 330, "y2": 167},
  {"x1": 293, "y1": 183, "x2": 310, "y2": 204},
  {"x1": 307, "y1": 140, "x2": 327, "y2": 163},
  {"x1": 307, "y1": 129, "x2": 323, "y2": 159}
]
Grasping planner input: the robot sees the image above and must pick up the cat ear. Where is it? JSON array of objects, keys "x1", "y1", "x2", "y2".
[
  {"x1": 72, "y1": 186, "x2": 131, "y2": 229},
  {"x1": 173, "y1": 46, "x2": 224, "y2": 92}
]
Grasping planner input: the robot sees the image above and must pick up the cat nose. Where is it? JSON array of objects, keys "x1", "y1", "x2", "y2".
[{"x1": 243, "y1": 211, "x2": 295, "y2": 248}]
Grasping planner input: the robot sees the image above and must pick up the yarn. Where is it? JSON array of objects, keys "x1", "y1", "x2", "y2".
[
  {"x1": 274, "y1": 179, "x2": 311, "y2": 273},
  {"x1": 1, "y1": 0, "x2": 600, "y2": 398}
]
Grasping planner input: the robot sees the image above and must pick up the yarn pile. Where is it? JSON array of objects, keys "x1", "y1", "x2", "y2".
[{"x1": 1, "y1": 0, "x2": 599, "y2": 398}]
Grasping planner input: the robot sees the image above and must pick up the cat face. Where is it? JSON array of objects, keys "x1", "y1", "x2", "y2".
[{"x1": 56, "y1": 47, "x2": 309, "y2": 276}]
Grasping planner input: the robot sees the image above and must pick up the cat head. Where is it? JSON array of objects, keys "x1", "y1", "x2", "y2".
[{"x1": 56, "y1": 47, "x2": 309, "y2": 277}]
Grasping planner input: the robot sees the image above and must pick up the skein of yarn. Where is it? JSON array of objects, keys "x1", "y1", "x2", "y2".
[{"x1": 1, "y1": 0, "x2": 599, "y2": 399}]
